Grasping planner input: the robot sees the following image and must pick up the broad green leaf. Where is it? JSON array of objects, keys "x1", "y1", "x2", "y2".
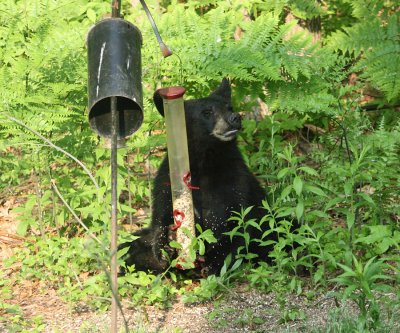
[
  {"x1": 170, "y1": 272, "x2": 177, "y2": 283},
  {"x1": 201, "y1": 229, "x2": 217, "y2": 243},
  {"x1": 231, "y1": 258, "x2": 243, "y2": 271},
  {"x1": 298, "y1": 166, "x2": 319, "y2": 176},
  {"x1": 325, "y1": 197, "x2": 343, "y2": 209},
  {"x1": 314, "y1": 266, "x2": 324, "y2": 284},
  {"x1": 304, "y1": 184, "x2": 327, "y2": 197},
  {"x1": 276, "y1": 207, "x2": 295, "y2": 218},
  {"x1": 293, "y1": 176, "x2": 303, "y2": 196},
  {"x1": 344, "y1": 182, "x2": 353, "y2": 196},
  {"x1": 296, "y1": 200, "x2": 304, "y2": 220},
  {"x1": 247, "y1": 219, "x2": 262, "y2": 231},
  {"x1": 198, "y1": 241, "x2": 205, "y2": 255},
  {"x1": 117, "y1": 246, "x2": 129, "y2": 258},
  {"x1": 357, "y1": 192, "x2": 375, "y2": 206},
  {"x1": 376, "y1": 238, "x2": 394, "y2": 254},
  {"x1": 307, "y1": 209, "x2": 330, "y2": 219},
  {"x1": 355, "y1": 225, "x2": 391, "y2": 244},
  {"x1": 244, "y1": 233, "x2": 250, "y2": 246},
  {"x1": 119, "y1": 204, "x2": 136, "y2": 213},
  {"x1": 280, "y1": 185, "x2": 293, "y2": 199},
  {"x1": 169, "y1": 241, "x2": 182, "y2": 249},
  {"x1": 86, "y1": 8, "x2": 97, "y2": 23},
  {"x1": 243, "y1": 205, "x2": 254, "y2": 217},
  {"x1": 277, "y1": 167, "x2": 291, "y2": 179},
  {"x1": 346, "y1": 211, "x2": 355, "y2": 230},
  {"x1": 17, "y1": 220, "x2": 30, "y2": 236}
]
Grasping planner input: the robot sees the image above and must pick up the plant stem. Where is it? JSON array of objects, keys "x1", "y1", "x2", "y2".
[{"x1": 50, "y1": 180, "x2": 104, "y2": 247}]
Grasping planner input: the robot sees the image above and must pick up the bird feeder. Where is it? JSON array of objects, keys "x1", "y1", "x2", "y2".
[
  {"x1": 86, "y1": 1, "x2": 173, "y2": 331},
  {"x1": 87, "y1": 14, "x2": 144, "y2": 333},
  {"x1": 87, "y1": 18, "x2": 143, "y2": 140},
  {"x1": 157, "y1": 87, "x2": 196, "y2": 268}
]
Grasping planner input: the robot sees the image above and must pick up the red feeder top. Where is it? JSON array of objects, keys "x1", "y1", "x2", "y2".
[{"x1": 157, "y1": 86, "x2": 186, "y2": 100}]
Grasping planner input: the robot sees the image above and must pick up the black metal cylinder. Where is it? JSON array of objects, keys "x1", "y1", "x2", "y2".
[{"x1": 87, "y1": 18, "x2": 143, "y2": 139}]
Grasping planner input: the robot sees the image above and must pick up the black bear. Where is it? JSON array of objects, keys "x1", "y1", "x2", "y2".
[{"x1": 120, "y1": 79, "x2": 272, "y2": 274}]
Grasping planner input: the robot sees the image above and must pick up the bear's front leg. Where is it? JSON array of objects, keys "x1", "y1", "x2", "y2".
[
  {"x1": 200, "y1": 206, "x2": 244, "y2": 275},
  {"x1": 119, "y1": 226, "x2": 169, "y2": 273}
]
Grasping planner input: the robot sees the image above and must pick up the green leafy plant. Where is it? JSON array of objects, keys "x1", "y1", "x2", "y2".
[
  {"x1": 327, "y1": 0, "x2": 400, "y2": 102},
  {"x1": 182, "y1": 254, "x2": 243, "y2": 303},
  {"x1": 309, "y1": 303, "x2": 400, "y2": 333},
  {"x1": 275, "y1": 144, "x2": 328, "y2": 223},
  {"x1": 225, "y1": 206, "x2": 262, "y2": 261},
  {"x1": 169, "y1": 223, "x2": 217, "y2": 270},
  {"x1": 332, "y1": 256, "x2": 393, "y2": 330}
]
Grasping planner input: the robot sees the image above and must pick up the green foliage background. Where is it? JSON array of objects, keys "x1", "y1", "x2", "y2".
[{"x1": 0, "y1": 0, "x2": 399, "y2": 331}]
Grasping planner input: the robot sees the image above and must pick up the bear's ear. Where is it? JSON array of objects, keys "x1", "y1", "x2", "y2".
[
  {"x1": 210, "y1": 78, "x2": 231, "y2": 101},
  {"x1": 153, "y1": 89, "x2": 165, "y2": 117}
]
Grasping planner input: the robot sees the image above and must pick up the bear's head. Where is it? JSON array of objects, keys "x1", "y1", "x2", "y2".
[{"x1": 154, "y1": 79, "x2": 242, "y2": 145}]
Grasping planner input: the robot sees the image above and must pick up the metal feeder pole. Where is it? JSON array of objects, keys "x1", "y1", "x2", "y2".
[
  {"x1": 110, "y1": 97, "x2": 118, "y2": 332},
  {"x1": 110, "y1": 2, "x2": 120, "y2": 332}
]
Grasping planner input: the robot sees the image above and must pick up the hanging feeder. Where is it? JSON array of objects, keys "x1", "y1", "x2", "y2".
[
  {"x1": 158, "y1": 87, "x2": 196, "y2": 269},
  {"x1": 87, "y1": 18, "x2": 143, "y2": 140}
]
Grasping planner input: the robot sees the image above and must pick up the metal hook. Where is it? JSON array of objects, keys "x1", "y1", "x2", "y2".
[{"x1": 156, "y1": 52, "x2": 184, "y2": 87}]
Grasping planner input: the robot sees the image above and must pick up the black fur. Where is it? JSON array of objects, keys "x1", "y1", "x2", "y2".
[{"x1": 120, "y1": 79, "x2": 273, "y2": 274}]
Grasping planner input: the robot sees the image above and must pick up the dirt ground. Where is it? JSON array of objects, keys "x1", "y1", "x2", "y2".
[
  {"x1": 0, "y1": 189, "x2": 391, "y2": 333},
  {"x1": 1, "y1": 275, "x2": 354, "y2": 333}
]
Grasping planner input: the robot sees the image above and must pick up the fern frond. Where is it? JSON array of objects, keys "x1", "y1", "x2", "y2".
[
  {"x1": 358, "y1": 41, "x2": 400, "y2": 101},
  {"x1": 327, "y1": 4, "x2": 399, "y2": 103},
  {"x1": 344, "y1": 0, "x2": 388, "y2": 19},
  {"x1": 240, "y1": 13, "x2": 280, "y2": 49},
  {"x1": 289, "y1": 0, "x2": 325, "y2": 19},
  {"x1": 327, "y1": 19, "x2": 385, "y2": 55}
]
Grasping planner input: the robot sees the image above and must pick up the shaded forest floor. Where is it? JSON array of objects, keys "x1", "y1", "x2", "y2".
[{"x1": 0, "y1": 266, "x2": 359, "y2": 333}]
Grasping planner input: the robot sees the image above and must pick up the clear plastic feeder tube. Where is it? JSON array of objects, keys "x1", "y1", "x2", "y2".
[{"x1": 158, "y1": 87, "x2": 196, "y2": 268}]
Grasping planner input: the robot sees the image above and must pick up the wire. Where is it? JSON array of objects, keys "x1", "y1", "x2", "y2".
[{"x1": 139, "y1": 0, "x2": 172, "y2": 58}]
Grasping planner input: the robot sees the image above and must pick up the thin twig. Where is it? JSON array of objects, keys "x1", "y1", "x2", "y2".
[
  {"x1": 3, "y1": 114, "x2": 100, "y2": 190},
  {"x1": 97, "y1": 257, "x2": 130, "y2": 333},
  {"x1": 32, "y1": 163, "x2": 46, "y2": 240},
  {"x1": 336, "y1": 100, "x2": 353, "y2": 165},
  {"x1": 71, "y1": 265, "x2": 84, "y2": 290},
  {"x1": 50, "y1": 179, "x2": 104, "y2": 247}
]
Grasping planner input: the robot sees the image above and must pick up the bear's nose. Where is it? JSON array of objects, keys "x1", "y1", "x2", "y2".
[{"x1": 228, "y1": 113, "x2": 241, "y2": 128}]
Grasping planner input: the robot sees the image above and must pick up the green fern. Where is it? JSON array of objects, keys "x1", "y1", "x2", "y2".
[
  {"x1": 327, "y1": 1, "x2": 400, "y2": 102},
  {"x1": 359, "y1": 41, "x2": 400, "y2": 101},
  {"x1": 0, "y1": 0, "x2": 91, "y2": 143},
  {"x1": 344, "y1": 0, "x2": 389, "y2": 19},
  {"x1": 126, "y1": 2, "x2": 338, "y2": 114},
  {"x1": 327, "y1": 18, "x2": 387, "y2": 55}
]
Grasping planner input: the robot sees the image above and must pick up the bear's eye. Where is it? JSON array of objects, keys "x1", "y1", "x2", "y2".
[{"x1": 202, "y1": 109, "x2": 213, "y2": 118}]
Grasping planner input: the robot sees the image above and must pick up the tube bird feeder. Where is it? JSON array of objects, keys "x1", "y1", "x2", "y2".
[
  {"x1": 87, "y1": 18, "x2": 143, "y2": 140},
  {"x1": 157, "y1": 87, "x2": 196, "y2": 268}
]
